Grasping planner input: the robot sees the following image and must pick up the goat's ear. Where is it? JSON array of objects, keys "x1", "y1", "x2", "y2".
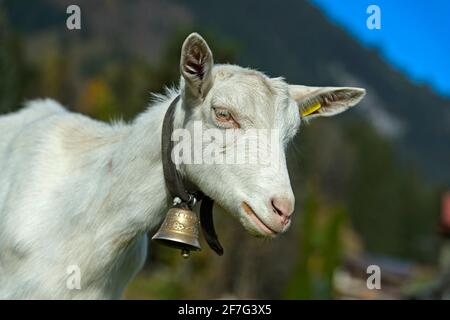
[
  {"x1": 180, "y1": 33, "x2": 214, "y2": 100},
  {"x1": 289, "y1": 85, "x2": 366, "y2": 120}
]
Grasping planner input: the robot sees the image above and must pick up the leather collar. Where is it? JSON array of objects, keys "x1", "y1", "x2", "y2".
[{"x1": 160, "y1": 95, "x2": 223, "y2": 255}]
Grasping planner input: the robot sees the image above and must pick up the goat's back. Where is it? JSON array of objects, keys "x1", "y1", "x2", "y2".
[{"x1": 0, "y1": 99, "x2": 65, "y2": 155}]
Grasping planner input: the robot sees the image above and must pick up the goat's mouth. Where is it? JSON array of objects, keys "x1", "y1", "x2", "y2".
[{"x1": 241, "y1": 202, "x2": 278, "y2": 237}]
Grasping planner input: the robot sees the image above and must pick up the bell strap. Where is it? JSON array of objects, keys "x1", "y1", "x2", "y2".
[{"x1": 200, "y1": 195, "x2": 224, "y2": 255}]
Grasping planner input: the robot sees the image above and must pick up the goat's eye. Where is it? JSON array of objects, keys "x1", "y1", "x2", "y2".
[
  {"x1": 212, "y1": 107, "x2": 239, "y2": 128},
  {"x1": 214, "y1": 108, "x2": 231, "y2": 121}
]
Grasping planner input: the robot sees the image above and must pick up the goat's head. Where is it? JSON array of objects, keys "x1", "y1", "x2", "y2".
[{"x1": 176, "y1": 33, "x2": 365, "y2": 238}]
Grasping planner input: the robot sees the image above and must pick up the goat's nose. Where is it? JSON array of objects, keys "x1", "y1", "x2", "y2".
[{"x1": 271, "y1": 197, "x2": 294, "y2": 225}]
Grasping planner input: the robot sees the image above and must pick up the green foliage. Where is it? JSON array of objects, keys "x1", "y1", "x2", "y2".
[
  {"x1": 0, "y1": 11, "x2": 29, "y2": 113},
  {"x1": 77, "y1": 77, "x2": 119, "y2": 121},
  {"x1": 285, "y1": 188, "x2": 347, "y2": 299},
  {"x1": 125, "y1": 269, "x2": 185, "y2": 299},
  {"x1": 345, "y1": 120, "x2": 439, "y2": 262}
]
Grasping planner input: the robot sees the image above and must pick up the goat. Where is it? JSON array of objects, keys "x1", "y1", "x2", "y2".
[{"x1": 0, "y1": 33, "x2": 365, "y2": 299}]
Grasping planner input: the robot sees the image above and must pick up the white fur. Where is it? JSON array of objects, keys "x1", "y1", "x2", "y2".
[{"x1": 0, "y1": 33, "x2": 365, "y2": 299}]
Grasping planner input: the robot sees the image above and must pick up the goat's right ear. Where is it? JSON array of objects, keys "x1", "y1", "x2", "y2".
[
  {"x1": 289, "y1": 85, "x2": 366, "y2": 120},
  {"x1": 180, "y1": 33, "x2": 214, "y2": 101}
]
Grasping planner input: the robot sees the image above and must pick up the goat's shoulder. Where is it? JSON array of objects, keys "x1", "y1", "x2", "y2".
[
  {"x1": 20, "y1": 99, "x2": 127, "y2": 147},
  {"x1": 48, "y1": 108, "x2": 128, "y2": 154},
  {"x1": 0, "y1": 98, "x2": 64, "y2": 130},
  {"x1": 22, "y1": 98, "x2": 67, "y2": 118}
]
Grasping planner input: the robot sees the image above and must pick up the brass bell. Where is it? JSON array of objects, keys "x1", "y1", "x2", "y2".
[{"x1": 152, "y1": 207, "x2": 201, "y2": 258}]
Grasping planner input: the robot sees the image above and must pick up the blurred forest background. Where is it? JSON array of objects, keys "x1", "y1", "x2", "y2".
[{"x1": 1, "y1": 0, "x2": 449, "y2": 299}]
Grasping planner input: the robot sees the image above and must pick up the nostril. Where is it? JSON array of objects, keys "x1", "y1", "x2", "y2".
[
  {"x1": 271, "y1": 200, "x2": 283, "y2": 216},
  {"x1": 271, "y1": 197, "x2": 294, "y2": 220}
]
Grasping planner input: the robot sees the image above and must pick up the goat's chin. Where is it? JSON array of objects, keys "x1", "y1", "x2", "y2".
[
  {"x1": 237, "y1": 203, "x2": 279, "y2": 239},
  {"x1": 239, "y1": 218, "x2": 278, "y2": 239},
  {"x1": 208, "y1": 196, "x2": 281, "y2": 238}
]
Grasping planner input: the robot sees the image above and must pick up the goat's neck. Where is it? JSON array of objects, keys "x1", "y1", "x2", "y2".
[{"x1": 110, "y1": 94, "x2": 186, "y2": 234}]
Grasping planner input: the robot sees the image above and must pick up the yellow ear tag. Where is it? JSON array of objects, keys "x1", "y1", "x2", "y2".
[{"x1": 301, "y1": 102, "x2": 321, "y2": 117}]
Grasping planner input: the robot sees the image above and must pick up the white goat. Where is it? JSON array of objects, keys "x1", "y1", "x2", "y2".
[{"x1": 0, "y1": 33, "x2": 365, "y2": 299}]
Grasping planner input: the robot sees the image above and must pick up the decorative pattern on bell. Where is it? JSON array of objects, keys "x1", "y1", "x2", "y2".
[{"x1": 151, "y1": 207, "x2": 201, "y2": 258}]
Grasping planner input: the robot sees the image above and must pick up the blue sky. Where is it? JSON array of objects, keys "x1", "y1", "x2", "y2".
[{"x1": 310, "y1": 0, "x2": 450, "y2": 97}]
